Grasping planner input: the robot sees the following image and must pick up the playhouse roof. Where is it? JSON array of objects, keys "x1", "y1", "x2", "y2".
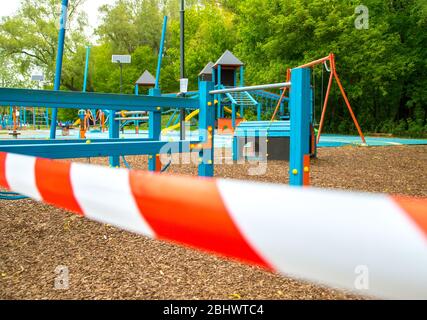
[
  {"x1": 214, "y1": 50, "x2": 244, "y2": 68},
  {"x1": 136, "y1": 70, "x2": 156, "y2": 86},
  {"x1": 199, "y1": 62, "x2": 214, "y2": 76}
]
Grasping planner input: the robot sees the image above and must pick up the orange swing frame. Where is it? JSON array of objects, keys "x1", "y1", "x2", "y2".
[{"x1": 274, "y1": 53, "x2": 366, "y2": 145}]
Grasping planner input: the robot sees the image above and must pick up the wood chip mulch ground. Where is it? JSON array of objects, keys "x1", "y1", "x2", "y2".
[{"x1": 1, "y1": 145, "x2": 426, "y2": 300}]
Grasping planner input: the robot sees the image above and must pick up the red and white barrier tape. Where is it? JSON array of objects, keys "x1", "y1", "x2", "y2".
[{"x1": 0, "y1": 152, "x2": 426, "y2": 299}]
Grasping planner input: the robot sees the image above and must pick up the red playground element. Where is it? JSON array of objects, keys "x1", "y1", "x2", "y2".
[
  {"x1": 272, "y1": 54, "x2": 366, "y2": 145},
  {"x1": 217, "y1": 118, "x2": 244, "y2": 135},
  {"x1": 303, "y1": 154, "x2": 310, "y2": 186}
]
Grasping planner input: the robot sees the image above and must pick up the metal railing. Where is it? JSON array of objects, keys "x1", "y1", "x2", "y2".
[{"x1": 210, "y1": 82, "x2": 291, "y2": 95}]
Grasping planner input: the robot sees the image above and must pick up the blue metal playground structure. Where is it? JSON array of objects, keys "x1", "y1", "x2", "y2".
[
  {"x1": 211, "y1": 50, "x2": 288, "y2": 122},
  {"x1": 0, "y1": 52, "x2": 289, "y2": 141},
  {"x1": 0, "y1": 106, "x2": 50, "y2": 129},
  {"x1": 0, "y1": 68, "x2": 311, "y2": 185},
  {"x1": 0, "y1": 0, "x2": 312, "y2": 188},
  {"x1": 160, "y1": 51, "x2": 290, "y2": 134}
]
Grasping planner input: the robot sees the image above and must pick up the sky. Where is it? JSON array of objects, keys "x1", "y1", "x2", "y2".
[{"x1": 0, "y1": 0, "x2": 116, "y2": 36}]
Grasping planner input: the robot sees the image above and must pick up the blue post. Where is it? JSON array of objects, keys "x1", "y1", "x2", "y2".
[
  {"x1": 134, "y1": 85, "x2": 139, "y2": 134},
  {"x1": 198, "y1": 81, "x2": 215, "y2": 177},
  {"x1": 232, "y1": 136, "x2": 238, "y2": 162},
  {"x1": 240, "y1": 66, "x2": 245, "y2": 87},
  {"x1": 212, "y1": 69, "x2": 217, "y2": 118},
  {"x1": 108, "y1": 111, "x2": 120, "y2": 167},
  {"x1": 78, "y1": 46, "x2": 91, "y2": 140},
  {"x1": 149, "y1": 88, "x2": 162, "y2": 171},
  {"x1": 212, "y1": 67, "x2": 216, "y2": 85},
  {"x1": 83, "y1": 46, "x2": 90, "y2": 92},
  {"x1": 232, "y1": 103, "x2": 236, "y2": 129},
  {"x1": 232, "y1": 103, "x2": 238, "y2": 161},
  {"x1": 310, "y1": 86, "x2": 314, "y2": 122},
  {"x1": 289, "y1": 68, "x2": 311, "y2": 186},
  {"x1": 8, "y1": 106, "x2": 12, "y2": 127},
  {"x1": 50, "y1": 0, "x2": 69, "y2": 139},
  {"x1": 155, "y1": 16, "x2": 168, "y2": 90},
  {"x1": 257, "y1": 103, "x2": 262, "y2": 121},
  {"x1": 217, "y1": 65, "x2": 222, "y2": 119}
]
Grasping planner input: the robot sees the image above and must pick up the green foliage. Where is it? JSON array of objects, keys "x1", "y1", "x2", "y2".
[
  {"x1": 0, "y1": 58, "x2": 28, "y2": 88},
  {"x1": 234, "y1": 0, "x2": 427, "y2": 137},
  {"x1": 0, "y1": 0, "x2": 88, "y2": 90},
  {"x1": 0, "y1": 0, "x2": 425, "y2": 137}
]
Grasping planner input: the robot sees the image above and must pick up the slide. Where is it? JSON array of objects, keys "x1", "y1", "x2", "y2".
[
  {"x1": 223, "y1": 106, "x2": 242, "y2": 119},
  {"x1": 73, "y1": 119, "x2": 80, "y2": 126},
  {"x1": 162, "y1": 109, "x2": 200, "y2": 134}
]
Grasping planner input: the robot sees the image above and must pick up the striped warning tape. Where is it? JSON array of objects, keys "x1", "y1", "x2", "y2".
[{"x1": 0, "y1": 152, "x2": 426, "y2": 299}]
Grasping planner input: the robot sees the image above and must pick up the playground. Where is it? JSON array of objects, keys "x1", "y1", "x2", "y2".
[
  {"x1": 0, "y1": 0, "x2": 426, "y2": 302},
  {"x1": 1, "y1": 127, "x2": 426, "y2": 148}
]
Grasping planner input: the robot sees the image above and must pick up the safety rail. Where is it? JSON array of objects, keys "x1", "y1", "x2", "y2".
[
  {"x1": 0, "y1": 88, "x2": 198, "y2": 111},
  {"x1": 210, "y1": 82, "x2": 291, "y2": 95}
]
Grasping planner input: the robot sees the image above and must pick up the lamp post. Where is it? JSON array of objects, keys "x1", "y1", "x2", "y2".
[
  {"x1": 110, "y1": 55, "x2": 131, "y2": 167},
  {"x1": 119, "y1": 63, "x2": 123, "y2": 93},
  {"x1": 112, "y1": 55, "x2": 131, "y2": 94}
]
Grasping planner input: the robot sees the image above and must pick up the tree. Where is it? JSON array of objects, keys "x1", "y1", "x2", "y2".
[
  {"x1": 234, "y1": 0, "x2": 426, "y2": 136},
  {"x1": 0, "y1": 0, "x2": 425, "y2": 135},
  {"x1": 0, "y1": 0, "x2": 88, "y2": 90},
  {"x1": 0, "y1": 57, "x2": 29, "y2": 88}
]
